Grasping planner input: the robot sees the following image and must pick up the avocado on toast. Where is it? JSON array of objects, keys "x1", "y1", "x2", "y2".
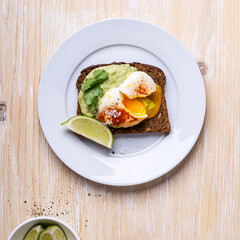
[{"x1": 76, "y1": 62, "x2": 171, "y2": 134}]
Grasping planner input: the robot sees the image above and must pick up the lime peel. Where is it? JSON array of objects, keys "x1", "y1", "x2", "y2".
[
  {"x1": 61, "y1": 115, "x2": 113, "y2": 149},
  {"x1": 24, "y1": 225, "x2": 44, "y2": 240},
  {"x1": 38, "y1": 226, "x2": 67, "y2": 240}
]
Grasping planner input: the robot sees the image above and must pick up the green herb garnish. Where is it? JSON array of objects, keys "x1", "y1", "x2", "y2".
[
  {"x1": 81, "y1": 78, "x2": 97, "y2": 92},
  {"x1": 84, "y1": 85, "x2": 103, "y2": 112},
  {"x1": 81, "y1": 70, "x2": 109, "y2": 91},
  {"x1": 81, "y1": 77, "x2": 104, "y2": 91},
  {"x1": 93, "y1": 69, "x2": 109, "y2": 80},
  {"x1": 81, "y1": 69, "x2": 108, "y2": 112}
]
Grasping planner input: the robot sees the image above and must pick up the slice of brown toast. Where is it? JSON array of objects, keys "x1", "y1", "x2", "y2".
[{"x1": 76, "y1": 62, "x2": 171, "y2": 134}]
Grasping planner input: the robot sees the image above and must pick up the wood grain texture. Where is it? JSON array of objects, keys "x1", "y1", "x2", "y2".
[{"x1": 0, "y1": 0, "x2": 239, "y2": 239}]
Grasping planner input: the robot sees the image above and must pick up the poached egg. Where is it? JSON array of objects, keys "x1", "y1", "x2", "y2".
[{"x1": 96, "y1": 71, "x2": 162, "y2": 128}]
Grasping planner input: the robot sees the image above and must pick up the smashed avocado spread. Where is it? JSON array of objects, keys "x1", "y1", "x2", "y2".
[{"x1": 78, "y1": 64, "x2": 137, "y2": 117}]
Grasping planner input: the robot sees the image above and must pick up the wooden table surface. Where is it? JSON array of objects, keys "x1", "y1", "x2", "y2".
[{"x1": 1, "y1": 0, "x2": 240, "y2": 239}]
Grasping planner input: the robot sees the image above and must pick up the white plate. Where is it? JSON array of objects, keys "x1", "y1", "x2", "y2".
[{"x1": 38, "y1": 19, "x2": 206, "y2": 186}]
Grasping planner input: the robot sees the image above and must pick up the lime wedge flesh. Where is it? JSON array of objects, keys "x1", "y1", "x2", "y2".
[
  {"x1": 38, "y1": 226, "x2": 67, "y2": 240},
  {"x1": 61, "y1": 115, "x2": 113, "y2": 149},
  {"x1": 24, "y1": 225, "x2": 44, "y2": 240}
]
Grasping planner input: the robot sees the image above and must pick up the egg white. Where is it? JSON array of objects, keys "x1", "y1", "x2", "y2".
[
  {"x1": 97, "y1": 87, "x2": 147, "y2": 128},
  {"x1": 119, "y1": 71, "x2": 156, "y2": 99}
]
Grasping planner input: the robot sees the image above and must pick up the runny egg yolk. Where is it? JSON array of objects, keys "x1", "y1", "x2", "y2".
[
  {"x1": 144, "y1": 84, "x2": 162, "y2": 119},
  {"x1": 122, "y1": 84, "x2": 162, "y2": 119},
  {"x1": 122, "y1": 95, "x2": 146, "y2": 116}
]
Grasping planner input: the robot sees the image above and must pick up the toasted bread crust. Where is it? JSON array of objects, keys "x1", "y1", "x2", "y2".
[{"x1": 76, "y1": 62, "x2": 171, "y2": 134}]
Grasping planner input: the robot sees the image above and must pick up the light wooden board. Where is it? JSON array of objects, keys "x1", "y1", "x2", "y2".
[{"x1": 0, "y1": 0, "x2": 239, "y2": 239}]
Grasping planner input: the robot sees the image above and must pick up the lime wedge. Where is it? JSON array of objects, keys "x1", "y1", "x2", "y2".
[
  {"x1": 61, "y1": 115, "x2": 113, "y2": 149},
  {"x1": 38, "y1": 226, "x2": 67, "y2": 240},
  {"x1": 24, "y1": 225, "x2": 44, "y2": 240}
]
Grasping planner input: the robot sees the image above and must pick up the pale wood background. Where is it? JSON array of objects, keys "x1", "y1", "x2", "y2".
[{"x1": 1, "y1": 0, "x2": 240, "y2": 239}]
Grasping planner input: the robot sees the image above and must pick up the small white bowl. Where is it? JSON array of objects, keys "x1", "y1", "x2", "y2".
[{"x1": 8, "y1": 217, "x2": 80, "y2": 240}]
